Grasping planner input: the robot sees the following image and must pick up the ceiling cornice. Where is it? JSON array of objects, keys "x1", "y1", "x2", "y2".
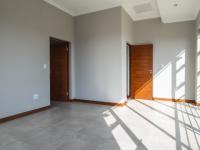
[
  {"x1": 74, "y1": 3, "x2": 121, "y2": 16},
  {"x1": 43, "y1": 0, "x2": 75, "y2": 16},
  {"x1": 44, "y1": 0, "x2": 122, "y2": 17},
  {"x1": 43, "y1": 0, "x2": 198, "y2": 23}
]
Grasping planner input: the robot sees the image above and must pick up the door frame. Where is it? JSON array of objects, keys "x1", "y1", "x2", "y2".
[
  {"x1": 127, "y1": 43, "x2": 132, "y2": 99},
  {"x1": 50, "y1": 37, "x2": 71, "y2": 103},
  {"x1": 129, "y1": 44, "x2": 153, "y2": 100}
]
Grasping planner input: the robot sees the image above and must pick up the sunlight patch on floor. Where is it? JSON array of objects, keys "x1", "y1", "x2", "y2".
[
  {"x1": 112, "y1": 125, "x2": 137, "y2": 150},
  {"x1": 103, "y1": 100, "x2": 200, "y2": 150}
]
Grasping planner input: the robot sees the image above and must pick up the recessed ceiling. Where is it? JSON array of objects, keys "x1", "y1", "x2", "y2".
[
  {"x1": 157, "y1": 0, "x2": 200, "y2": 23},
  {"x1": 44, "y1": 0, "x2": 200, "y2": 23}
]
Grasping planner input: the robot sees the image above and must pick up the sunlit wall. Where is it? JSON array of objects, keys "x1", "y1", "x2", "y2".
[
  {"x1": 134, "y1": 18, "x2": 196, "y2": 100},
  {"x1": 196, "y1": 33, "x2": 200, "y2": 101},
  {"x1": 195, "y1": 11, "x2": 200, "y2": 103}
]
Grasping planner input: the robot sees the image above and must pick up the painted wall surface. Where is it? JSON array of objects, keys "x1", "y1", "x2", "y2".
[
  {"x1": 0, "y1": 1, "x2": 197, "y2": 117},
  {"x1": 75, "y1": 7, "x2": 124, "y2": 102},
  {"x1": 0, "y1": 0, "x2": 74, "y2": 119},
  {"x1": 195, "y1": 11, "x2": 200, "y2": 103},
  {"x1": 134, "y1": 18, "x2": 196, "y2": 100},
  {"x1": 121, "y1": 8, "x2": 135, "y2": 100}
]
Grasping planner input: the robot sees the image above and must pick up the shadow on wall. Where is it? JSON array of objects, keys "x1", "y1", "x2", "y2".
[
  {"x1": 154, "y1": 50, "x2": 186, "y2": 99},
  {"x1": 135, "y1": 49, "x2": 189, "y2": 100},
  {"x1": 196, "y1": 32, "x2": 200, "y2": 101}
]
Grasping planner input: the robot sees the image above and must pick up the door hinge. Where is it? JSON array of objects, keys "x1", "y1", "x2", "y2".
[{"x1": 66, "y1": 92, "x2": 69, "y2": 96}]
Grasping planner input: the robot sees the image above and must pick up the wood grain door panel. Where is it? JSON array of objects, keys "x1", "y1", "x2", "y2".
[
  {"x1": 130, "y1": 44, "x2": 153, "y2": 100},
  {"x1": 50, "y1": 43, "x2": 69, "y2": 102}
]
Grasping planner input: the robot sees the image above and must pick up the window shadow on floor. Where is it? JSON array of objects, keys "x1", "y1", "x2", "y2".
[{"x1": 126, "y1": 100, "x2": 200, "y2": 150}]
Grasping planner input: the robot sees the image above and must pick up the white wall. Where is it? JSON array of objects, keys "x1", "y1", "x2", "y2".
[
  {"x1": 75, "y1": 7, "x2": 124, "y2": 102},
  {"x1": 0, "y1": 2, "x2": 197, "y2": 115},
  {"x1": 121, "y1": 8, "x2": 135, "y2": 100},
  {"x1": 0, "y1": 0, "x2": 75, "y2": 119},
  {"x1": 134, "y1": 18, "x2": 196, "y2": 100},
  {"x1": 195, "y1": 11, "x2": 200, "y2": 103},
  {"x1": 74, "y1": 9, "x2": 196, "y2": 102}
]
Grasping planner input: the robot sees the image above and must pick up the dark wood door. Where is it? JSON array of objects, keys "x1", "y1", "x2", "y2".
[
  {"x1": 50, "y1": 43, "x2": 69, "y2": 102},
  {"x1": 130, "y1": 44, "x2": 153, "y2": 100}
]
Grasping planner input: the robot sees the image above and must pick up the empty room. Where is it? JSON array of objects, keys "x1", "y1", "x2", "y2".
[{"x1": 0, "y1": 0, "x2": 200, "y2": 150}]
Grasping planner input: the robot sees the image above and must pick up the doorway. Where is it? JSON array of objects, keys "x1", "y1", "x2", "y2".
[
  {"x1": 130, "y1": 44, "x2": 153, "y2": 100},
  {"x1": 127, "y1": 43, "x2": 131, "y2": 98},
  {"x1": 50, "y1": 37, "x2": 70, "y2": 103}
]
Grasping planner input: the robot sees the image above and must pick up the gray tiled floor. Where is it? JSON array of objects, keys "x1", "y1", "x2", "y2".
[{"x1": 0, "y1": 100, "x2": 200, "y2": 150}]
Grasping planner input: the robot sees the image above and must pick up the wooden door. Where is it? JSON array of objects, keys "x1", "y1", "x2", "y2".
[
  {"x1": 50, "y1": 43, "x2": 69, "y2": 102},
  {"x1": 130, "y1": 44, "x2": 153, "y2": 100}
]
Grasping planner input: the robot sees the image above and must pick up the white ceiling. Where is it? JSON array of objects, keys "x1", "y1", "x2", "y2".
[
  {"x1": 157, "y1": 0, "x2": 200, "y2": 23},
  {"x1": 44, "y1": 0, "x2": 200, "y2": 23}
]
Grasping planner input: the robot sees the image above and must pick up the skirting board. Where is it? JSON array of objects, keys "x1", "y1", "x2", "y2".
[
  {"x1": 0, "y1": 105, "x2": 51, "y2": 124},
  {"x1": 70, "y1": 99, "x2": 127, "y2": 107},
  {"x1": 153, "y1": 97, "x2": 197, "y2": 105}
]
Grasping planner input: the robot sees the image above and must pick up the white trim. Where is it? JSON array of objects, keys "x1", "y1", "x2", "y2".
[
  {"x1": 74, "y1": 3, "x2": 121, "y2": 16},
  {"x1": 43, "y1": 0, "x2": 75, "y2": 16},
  {"x1": 44, "y1": 0, "x2": 121, "y2": 17},
  {"x1": 44, "y1": 0, "x2": 198, "y2": 23}
]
